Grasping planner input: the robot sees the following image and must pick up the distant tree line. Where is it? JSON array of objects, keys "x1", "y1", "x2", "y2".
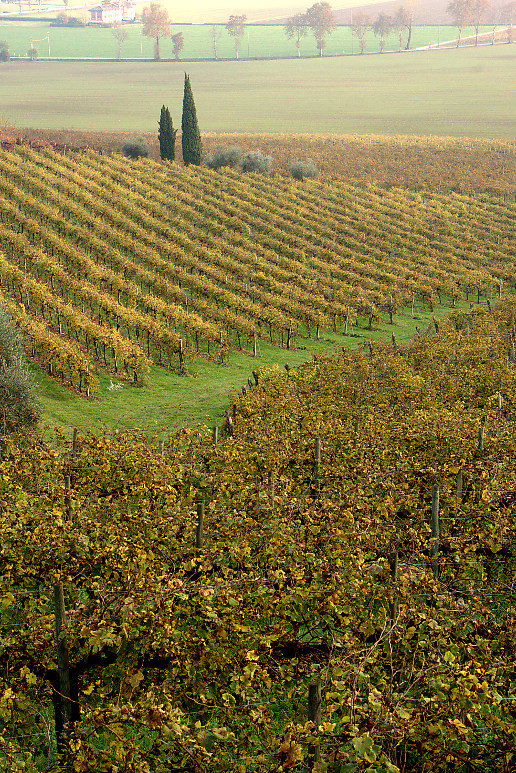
[
  {"x1": 283, "y1": 0, "x2": 516, "y2": 55},
  {"x1": 4, "y1": 0, "x2": 513, "y2": 63},
  {"x1": 447, "y1": 0, "x2": 516, "y2": 46}
]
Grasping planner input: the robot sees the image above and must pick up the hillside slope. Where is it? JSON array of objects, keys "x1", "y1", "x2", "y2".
[
  {"x1": 0, "y1": 145, "x2": 514, "y2": 397},
  {"x1": 1, "y1": 298, "x2": 515, "y2": 771},
  {"x1": 270, "y1": 0, "x2": 507, "y2": 24}
]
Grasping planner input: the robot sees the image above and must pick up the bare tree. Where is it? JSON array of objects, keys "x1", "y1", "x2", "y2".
[
  {"x1": 225, "y1": 14, "x2": 247, "y2": 58},
  {"x1": 171, "y1": 31, "x2": 184, "y2": 59},
  {"x1": 284, "y1": 12, "x2": 308, "y2": 57},
  {"x1": 393, "y1": 2, "x2": 417, "y2": 49},
  {"x1": 372, "y1": 12, "x2": 394, "y2": 52},
  {"x1": 351, "y1": 10, "x2": 371, "y2": 53},
  {"x1": 210, "y1": 24, "x2": 223, "y2": 58},
  {"x1": 112, "y1": 24, "x2": 128, "y2": 60},
  {"x1": 141, "y1": 2, "x2": 171, "y2": 60},
  {"x1": 500, "y1": 0, "x2": 516, "y2": 41},
  {"x1": 472, "y1": 0, "x2": 491, "y2": 44},
  {"x1": 305, "y1": 2, "x2": 336, "y2": 56},
  {"x1": 447, "y1": 0, "x2": 474, "y2": 46}
]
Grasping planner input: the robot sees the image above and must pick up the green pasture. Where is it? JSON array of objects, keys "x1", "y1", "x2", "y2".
[
  {"x1": 0, "y1": 21, "x2": 494, "y2": 60},
  {"x1": 35, "y1": 301, "x2": 468, "y2": 437},
  {"x1": 1, "y1": 45, "x2": 515, "y2": 137}
]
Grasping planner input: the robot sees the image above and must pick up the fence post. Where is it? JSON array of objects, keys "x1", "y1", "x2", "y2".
[
  {"x1": 431, "y1": 485, "x2": 440, "y2": 579},
  {"x1": 308, "y1": 679, "x2": 322, "y2": 766}
]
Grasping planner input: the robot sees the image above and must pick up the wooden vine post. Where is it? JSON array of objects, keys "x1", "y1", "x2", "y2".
[
  {"x1": 225, "y1": 409, "x2": 234, "y2": 437},
  {"x1": 268, "y1": 470, "x2": 275, "y2": 511},
  {"x1": 456, "y1": 468, "x2": 463, "y2": 502},
  {"x1": 313, "y1": 436, "x2": 321, "y2": 493},
  {"x1": 53, "y1": 582, "x2": 72, "y2": 752},
  {"x1": 71, "y1": 428, "x2": 78, "y2": 460},
  {"x1": 389, "y1": 550, "x2": 399, "y2": 621},
  {"x1": 431, "y1": 485, "x2": 440, "y2": 580},
  {"x1": 308, "y1": 678, "x2": 322, "y2": 766},
  {"x1": 353, "y1": 419, "x2": 359, "y2": 448},
  {"x1": 478, "y1": 425, "x2": 485, "y2": 452},
  {"x1": 64, "y1": 474, "x2": 71, "y2": 520},
  {"x1": 196, "y1": 501, "x2": 204, "y2": 550},
  {"x1": 179, "y1": 339, "x2": 185, "y2": 374}
]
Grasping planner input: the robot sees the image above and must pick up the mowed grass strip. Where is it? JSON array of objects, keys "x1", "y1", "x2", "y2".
[{"x1": 2, "y1": 45, "x2": 515, "y2": 136}]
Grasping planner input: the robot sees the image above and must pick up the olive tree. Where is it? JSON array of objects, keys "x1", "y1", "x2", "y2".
[
  {"x1": 122, "y1": 137, "x2": 149, "y2": 159},
  {"x1": 204, "y1": 146, "x2": 242, "y2": 170},
  {"x1": 0, "y1": 305, "x2": 40, "y2": 434}
]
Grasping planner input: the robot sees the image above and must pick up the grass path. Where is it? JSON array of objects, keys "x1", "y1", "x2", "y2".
[{"x1": 35, "y1": 299, "x2": 474, "y2": 438}]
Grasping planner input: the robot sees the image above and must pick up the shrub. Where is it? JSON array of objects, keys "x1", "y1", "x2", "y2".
[
  {"x1": 0, "y1": 41, "x2": 10, "y2": 62},
  {"x1": 122, "y1": 137, "x2": 149, "y2": 160},
  {"x1": 290, "y1": 158, "x2": 319, "y2": 180},
  {"x1": 27, "y1": 46, "x2": 38, "y2": 61},
  {"x1": 51, "y1": 12, "x2": 84, "y2": 26},
  {"x1": 204, "y1": 145, "x2": 242, "y2": 170},
  {"x1": 0, "y1": 306, "x2": 39, "y2": 434},
  {"x1": 241, "y1": 150, "x2": 273, "y2": 176}
]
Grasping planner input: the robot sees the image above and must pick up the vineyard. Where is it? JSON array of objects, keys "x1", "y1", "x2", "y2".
[
  {"x1": 16, "y1": 130, "x2": 516, "y2": 194},
  {"x1": 0, "y1": 144, "x2": 515, "y2": 402},
  {"x1": 1, "y1": 300, "x2": 515, "y2": 771}
]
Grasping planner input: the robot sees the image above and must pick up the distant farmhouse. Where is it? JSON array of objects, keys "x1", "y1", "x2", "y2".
[{"x1": 89, "y1": 1, "x2": 135, "y2": 24}]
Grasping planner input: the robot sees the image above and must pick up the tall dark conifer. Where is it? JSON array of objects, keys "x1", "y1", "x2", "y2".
[
  {"x1": 158, "y1": 105, "x2": 177, "y2": 162},
  {"x1": 181, "y1": 73, "x2": 202, "y2": 166}
]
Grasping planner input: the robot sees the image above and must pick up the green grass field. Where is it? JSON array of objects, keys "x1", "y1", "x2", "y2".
[
  {"x1": 34, "y1": 300, "x2": 467, "y2": 437},
  {"x1": 2, "y1": 45, "x2": 515, "y2": 136},
  {"x1": 0, "y1": 21, "x2": 495, "y2": 60}
]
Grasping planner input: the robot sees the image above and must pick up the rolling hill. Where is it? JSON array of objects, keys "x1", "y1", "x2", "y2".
[
  {"x1": 0, "y1": 140, "x2": 514, "y2": 416},
  {"x1": 269, "y1": 0, "x2": 508, "y2": 24}
]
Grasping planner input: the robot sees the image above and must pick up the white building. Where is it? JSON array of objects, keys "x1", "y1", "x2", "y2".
[{"x1": 89, "y1": 1, "x2": 135, "y2": 24}]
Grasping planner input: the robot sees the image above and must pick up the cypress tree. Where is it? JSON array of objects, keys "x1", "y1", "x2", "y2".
[
  {"x1": 158, "y1": 105, "x2": 177, "y2": 162},
  {"x1": 181, "y1": 73, "x2": 202, "y2": 166}
]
